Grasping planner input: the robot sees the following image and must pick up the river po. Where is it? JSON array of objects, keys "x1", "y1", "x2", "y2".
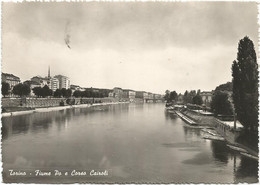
[{"x1": 2, "y1": 103, "x2": 258, "y2": 183}]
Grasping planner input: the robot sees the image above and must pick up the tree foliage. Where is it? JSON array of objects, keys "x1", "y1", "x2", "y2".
[
  {"x1": 33, "y1": 85, "x2": 53, "y2": 97},
  {"x1": 183, "y1": 90, "x2": 197, "y2": 104},
  {"x1": 215, "y1": 82, "x2": 233, "y2": 92},
  {"x1": 164, "y1": 90, "x2": 178, "y2": 103},
  {"x1": 2, "y1": 82, "x2": 10, "y2": 97},
  {"x1": 13, "y1": 83, "x2": 31, "y2": 97},
  {"x1": 232, "y1": 36, "x2": 258, "y2": 132},
  {"x1": 192, "y1": 95, "x2": 203, "y2": 105},
  {"x1": 72, "y1": 89, "x2": 109, "y2": 98},
  {"x1": 54, "y1": 89, "x2": 62, "y2": 98},
  {"x1": 211, "y1": 91, "x2": 233, "y2": 115}
]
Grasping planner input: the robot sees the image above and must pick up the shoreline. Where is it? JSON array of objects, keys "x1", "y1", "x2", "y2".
[{"x1": 2, "y1": 102, "x2": 130, "y2": 117}]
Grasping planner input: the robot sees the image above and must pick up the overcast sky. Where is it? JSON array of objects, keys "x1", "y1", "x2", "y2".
[{"x1": 2, "y1": 2, "x2": 258, "y2": 94}]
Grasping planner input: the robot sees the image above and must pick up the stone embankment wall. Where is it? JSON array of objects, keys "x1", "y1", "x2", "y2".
[
  {"x1": 214, "y1": 118, "x2": 238, "y2": 143},
  {"x1": 181, "y1": 109, "x2": 215, "y2": 126},
  {"x1": 2, "y1": 97, "x2": 118, "y2": 108}
]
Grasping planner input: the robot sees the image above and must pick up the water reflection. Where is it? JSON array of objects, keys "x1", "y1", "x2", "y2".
[
  {"x1": 210, "y1": 141, "x2": 229, "y2": 164},
  {"x1": 235, "y1": 156, "x2": 258, "y2": 183}
]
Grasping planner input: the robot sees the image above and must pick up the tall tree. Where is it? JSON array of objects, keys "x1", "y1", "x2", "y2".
[
  {"x1": 164, "y1": 90, "x2": 170, "y2": 102},
  {"x1": 2, "y1": 82, "x2": 10, "y2": 97},
  {"x1": 169, "y1": 91, "x2": 178, "y2": 102},
  {"x1": 232, "y1": 36, "x2": 258, "y2": 132}
]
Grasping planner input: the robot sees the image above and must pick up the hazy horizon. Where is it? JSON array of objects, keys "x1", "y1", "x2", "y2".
[{"x1": 2, "y1": 2, "x2": 258, "y2": 94}]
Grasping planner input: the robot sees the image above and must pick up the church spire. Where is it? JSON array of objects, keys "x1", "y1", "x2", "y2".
[{"x1": 48, "y1": 65, "x2": 50, "y2": 78}]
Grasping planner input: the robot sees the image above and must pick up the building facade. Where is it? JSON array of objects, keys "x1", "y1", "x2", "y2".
[
  {"x1": 200, "y1": 91, "x2": 213, "y2": 106},
  {"x1": 2, "y1": 73, "x2": 21, "y2": 88},
  {"x1": 123, "y1": 89, "x2": 136, "y2": 100},
  {"x1": 50, "y1": 77, "x2": 59, "y2": 92},
  {"x1": 31, "y1": 76, "x2": 50, "y2": 88},
  {"x1": 54, "y1": 75, "x2": 70, "y2": 89},
  {"x1": 136, "y1": 91, "x2": 148, "y2": 99},
  {"x1": 112, "y1": 87, "x2": 123, "y2": 99}
]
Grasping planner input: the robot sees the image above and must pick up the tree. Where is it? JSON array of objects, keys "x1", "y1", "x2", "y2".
[
  {"x1": 61, "y1": 88, "x2": 67, "y2": 97},
  {"x1": 169, "y1": 91, "x2": 178, "y2": 102},
  {"x1": 73, "y1": 90, "x2": 82, "y2": 97},
  {"x1": 54, "y1": 89, "x2": 62, "y2": 98},
  {"x1": 192, "y1": 94, "x2": 203, "y2": 105},
  {"x1": 66, "y1": 89, "x2": 72, "y2": 97},
  {"x1": 42, "y1": 85, "x2": 52, "y2": 98},
  {"x1": 211, "y1": 91, "x2": 233, "y2": 115},
  {"x1": 164, "y1": 90, "x2": 170, "y2": 102},
  {"x1": 22, "y1": 84, "x2": 31, "y2": 96},
  {"x1": 13, "y1": 83, "x2": 31, "y2": 97},
  {"x1": 33, "y1": 87, "x2": 42, "y2": 97},
  {"x1": 232, "y1": 36, "x2": 258, "y2": 132},
  {"x1": 215, "y1": 82, "x2": 233, "y2": 92},
  {"x1": 2, "y1": 82, "x2": 10, "y2": 97}
]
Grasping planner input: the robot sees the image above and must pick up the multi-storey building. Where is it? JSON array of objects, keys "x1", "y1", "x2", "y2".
[
  {"x1": 136, "y1": 91, "x2": 149, "y2": 99},
  {"x1": 111, "y1": 87, "x2": 123, "y2": 99},
  {"x1": 123, "y1": 89, "x2": 136, "y2": 100},
  {"x1": 2, "y1": 73, "x2": 21, "y2": 88},
  {"x1": 54, "y1": 75, "x2": 70, "y2": 89},
  {"x1": 147, "y1": 92, "x2": 154, "y2": 99},
  {"x1": 50, "y1": 77, "x2": 59, "y2": 92}
]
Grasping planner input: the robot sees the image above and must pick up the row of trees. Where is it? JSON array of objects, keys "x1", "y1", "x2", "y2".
[
  {"x1": 183, "y1": 90, "x2": 203, "y2": 105},
  {"x1": 1, "y1": 83, "x2": 73, "y2": 98},
  {"x1": 164, "y1": 89, "x2": 203, "y2": 105},
  {"x1": 1, "y1": 82, "x2": 109, "y2": 99},
  {"x1": 2, "y1": 82, "x2": 31, "y2": 97},
  {"x1": 32, "y1": 86, "x2": 73, "y2": 98},
  {"x1": 164, "y1": 90, "x2": 178, "y2": 103},
  {"x1": 73, "y1": 89, "x2": 109, "y2": 98}
]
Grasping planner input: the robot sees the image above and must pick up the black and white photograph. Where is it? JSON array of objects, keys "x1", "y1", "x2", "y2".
[{"x1": 1, "y1": 1, "x2": 259, "y2": 184}]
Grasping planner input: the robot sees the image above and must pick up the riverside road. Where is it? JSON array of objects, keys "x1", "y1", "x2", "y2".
[{"x1": 2, "y1": 103, "x2": 258, "y2": 183}]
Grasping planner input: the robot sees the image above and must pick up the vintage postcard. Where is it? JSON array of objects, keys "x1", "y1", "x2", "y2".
[{"x1": 1, "y1": 1, "x2": 259, "y2": 184}]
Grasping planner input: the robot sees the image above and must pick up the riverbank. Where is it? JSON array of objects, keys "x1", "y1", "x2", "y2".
[
  {"x1": 174, "y1": 108, "x2": 258, "y2": 159},
  {"x1": 2, "y1": 102, "x2": 129, "y2": 117},
  {"x1": 180, "y1": 109, "x2": 215, "y2": 126}
]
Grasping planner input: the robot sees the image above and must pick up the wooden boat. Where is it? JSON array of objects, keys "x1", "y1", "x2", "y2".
[
  {"x1": 203, "y1": 134, "x2": 225, "y2": 141},
  {"x1": 240, "y1": 152, "x2": 259, "y2": 161},
  {"x1": 227, "y1": 144, "x2": 248, "y2": 153},
  {"x1": 175, "y1": 111, "x2": 198, "y2": 126},
  {"x1": 201, "y1": 128, "x2": 217, "y2": 136}
]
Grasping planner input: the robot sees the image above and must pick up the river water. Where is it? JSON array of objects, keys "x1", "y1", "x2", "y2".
[{"x1": 2, "y1": 103, "x2": 258, "y2": 183}]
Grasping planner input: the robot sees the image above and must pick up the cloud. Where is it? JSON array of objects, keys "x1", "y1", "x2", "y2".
[{"x1": 2, "y1": 2, "x2": 258, "y2": 94}]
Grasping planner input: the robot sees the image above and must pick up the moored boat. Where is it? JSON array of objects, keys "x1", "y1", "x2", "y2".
[
  {"x1": 203, "y1": 134, "x2": 225, "y2": 141},
  {"x1": 227, "y1": 144, "x2": 248, "y2": 153},
  {"x1": 240, "y1": 152, "x2": 259, "y2": 161}
]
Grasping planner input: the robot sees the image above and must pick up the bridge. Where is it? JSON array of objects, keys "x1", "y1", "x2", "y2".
[{"x1": 144, "y1": 98, "x2": 164, "y2": 103}]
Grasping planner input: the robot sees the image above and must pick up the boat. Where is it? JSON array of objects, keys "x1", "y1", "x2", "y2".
[
  {"x1": 201, "y1": 128, "x2": 217, "y2": 136},
  {"x1": 240, "y1": 152, "x2": 259, "y2": 161},
  {"x1": 175, "y1": 111, "x2": 198, "y2": 126},
  {"x1": 227, "y1": 144, "x2": 248, "y2": 153},
  {"x1": 203, "y1": 134, "x2": 225, "y2": 141}
]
